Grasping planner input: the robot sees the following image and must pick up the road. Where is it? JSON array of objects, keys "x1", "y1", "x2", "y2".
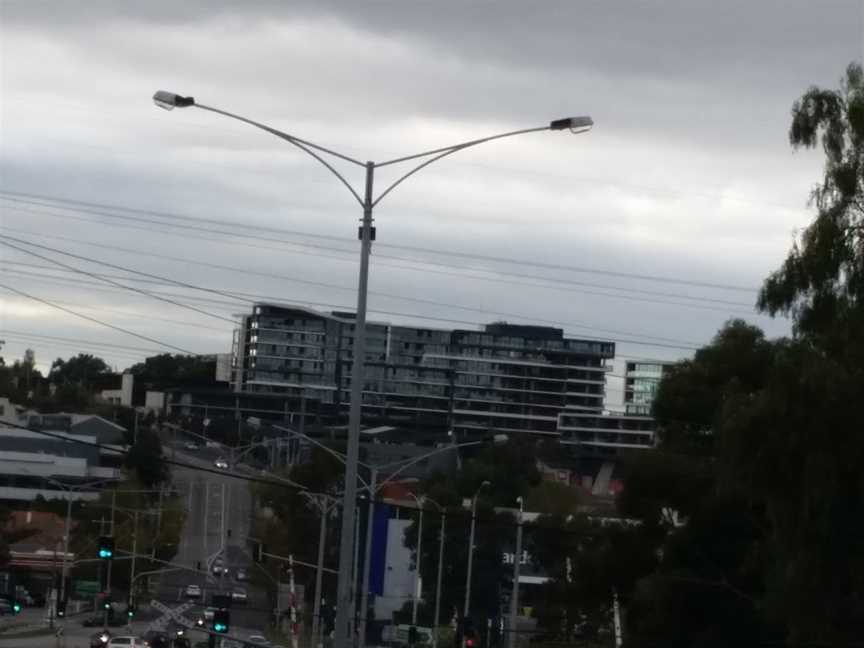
[{"x1": 150, "y1": 442, "x2": 271, "y2": 635}]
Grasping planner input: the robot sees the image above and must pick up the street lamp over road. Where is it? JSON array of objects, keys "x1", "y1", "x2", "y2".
[
  {"x1": 154, "y1": 90, "x2": 593, "y2": 648},
  {"x1": 464, "y1": 480, "x2": 491, "y2": 620}
]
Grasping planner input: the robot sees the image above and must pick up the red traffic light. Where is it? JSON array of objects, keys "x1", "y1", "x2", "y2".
[{"x1": 465, "y1": 640, "x2": 474, "y2": 648}]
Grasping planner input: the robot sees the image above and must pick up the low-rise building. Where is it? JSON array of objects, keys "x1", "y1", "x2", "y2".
[{"x1": 0, "y1": 407, "x2": 125, "y2": 503}]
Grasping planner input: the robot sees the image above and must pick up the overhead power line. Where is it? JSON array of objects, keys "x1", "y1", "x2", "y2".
[
  {"x1": 0, "y1": 237, "x2": 703, "y2": 351},
  {"x1": 0, "y1": 189, "x2": 759, "y2": 293},
  {"x1": 0, "y1": 239, "x2": 708, "y2": 346},
  {"x1": 0, "y1": 236, "x2": 236, "y2": 324},
  {"x1": 0, "y1": 281, "x2": 199, "y2": 354},
  {"x1": 0, "y1": 219, "x2": 759, "y2": 312}
]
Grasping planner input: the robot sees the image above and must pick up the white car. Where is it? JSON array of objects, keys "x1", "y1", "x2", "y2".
[
  {"x1": 107, "y1": 637, "x2": 145, "y2": 648},
  {"x1": 214, "y1": 458, "x2": 229, "y2": 469},
  {"x1": 246, "y1": 636, "x2": 269, "y2": 646},
  {"x1": 184, "y1": 441, "x2": 199, "y2": 450},
  {"x1": 231, "y1": 587, "x2": 247, "y2": 604},
  {"x1": 203, "y1": 606, "x2": 217, "y2": 621},
  {"x1": 184, "y1": 584, "x2": 201, "y2": 598}
]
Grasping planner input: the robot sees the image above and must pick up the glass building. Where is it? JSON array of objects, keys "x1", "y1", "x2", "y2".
[{"x1": 230, "y1": 304, "x2": 656, "y2": 451}]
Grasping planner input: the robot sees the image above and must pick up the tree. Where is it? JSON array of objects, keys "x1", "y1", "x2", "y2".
[
  {"x1": 127, "y1": 354, "x2": 216, "y2": 388},
  {"x1": 124, "y1": 429, "x2": 169, "y2": 487},
  {"x1": 49, "y1": 353, "x2": 111, "y2": 386}
]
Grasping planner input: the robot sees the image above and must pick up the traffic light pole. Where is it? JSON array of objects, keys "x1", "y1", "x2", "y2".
[
  {"x1": 104, "y1": 490, "x2": 117, "y2": 627},
  {"x1": 128, "y1": 511, "x2": 138, "y2": 628}
]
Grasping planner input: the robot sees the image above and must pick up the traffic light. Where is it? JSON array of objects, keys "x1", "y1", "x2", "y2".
[
  {"x1": 126, "y1": 602, "x2": 135, "y2": 619},
  {"x1": 56, "y1": 598, "x2": 66, "y2": 618},
  {"x1": 103, "y1": 598, "x2": 112, "y2": 611},
  {"x1": 98, "y1": 536, "x2": 115, "y2": 560},
  {"x1": 252, "y1": 541, "x2": 266, "y2": 564},
  {"x1": 11, "y1": 600, "x2": 22, "y2": 615},
  {"x1": 213, "y1": 608, "x2": 230, "y2": 634}
]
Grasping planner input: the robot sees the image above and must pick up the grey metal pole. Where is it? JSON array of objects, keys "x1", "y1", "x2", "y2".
[
  {"x1": 412, "y1": 504, "x2": 424, "y2": 626},
  {"x1": 311, "y1": 497, "x2": 328, "y2": 646},
  {"x1": 350, "y1": 507, "x2": 361, "y2": 640},
  {"x1": 432, "y1": 512, "x2": 446, "y2": 648},
  {"x1": 128, "y1": 511, "x2": 138, "y2": 630},
  {"x1": 334, "y1": 160, "x2": 375, "y2": 648},
  {"x1": 59, "y1": 495, "x2": 72, "y2": 610},
  {"x1": 508, "y1": 500, "x2": 524, "y2": 648},
  {"x1": 105, "y1": 490, "x2": 116, "y2": 626},
  {"x1": 463, "y1": 499, "x2": 479, "y2": 618},
  {"x1": 202, "y1": 481, "x2": 209, "y2": 561},
  {"x1": 359, "y1": 468, "x2": 377, "y2": 646}
]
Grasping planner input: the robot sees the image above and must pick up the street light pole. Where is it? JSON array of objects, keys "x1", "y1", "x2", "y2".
[
  {"x1": 508, "y1": 497, "x2": 524, "y2": 648},
  {"x1": 432, "y1": 508, "x2": 446, "y2": 648},
  {"x1": 153, "y1": 91, "x2": 593, "y2": 648},
  {"x1": 358, "y1": 467, "x2": 377, "y2": 645},
  {"x1": 411, "y1": 498, "x2": 425, "y2": 627},
  {"x1": 463, "y1": 481, "x2": 490, "y2": 619}
]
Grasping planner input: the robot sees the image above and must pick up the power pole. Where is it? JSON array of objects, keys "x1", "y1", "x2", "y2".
[{"x1": 508, "y1": 499, "x2": 524, "y2": 648}]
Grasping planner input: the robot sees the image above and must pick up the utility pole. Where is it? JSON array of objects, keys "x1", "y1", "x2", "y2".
[
  {"x1": 432, "y1": 511, "x2": 446, "y2": 648},
  {"x1": 412, "y1": 501, "x2": 424, "y2": 626},
  {"x1": 508, "y1": 498, "x2": 524, "y2": 648},
  {"x1": 128, "y1": 511, "x2": 138, "y2": 630},
  {"x1": 358, "y1": 467, "x2": 378, "y2": 645},
  {"x1": 464, "y1": 482, "x2": 490, "y2": 619},
  {"x1": 289, "y1": 554, "x2": 298, "y2": 648},
  {"x1": 311, "y1": 496, "x2": 329, "y2": 647},
  {"x1": 349, "y1": 507, "x2": 361, "y2": 641},
  {"x1": 104, "y1": 490, "x2": 117, "y2": 627}
]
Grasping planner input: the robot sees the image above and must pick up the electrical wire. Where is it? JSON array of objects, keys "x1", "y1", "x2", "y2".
[
  {"x1": 0, "y1": 282, "x2": 200, "y2": 354},
  {"x1": 0, "y1": 190, "x2": 760, "y2": 294},
  {"x1": 10, "y1": 419, "x2": 631, "y2": 534},
  {"x1": 0, "y1": 236, "x2": 707, "y2": 350},
  {"x1": 0, "y1": 236, "x2": 236, "y2": 324}
]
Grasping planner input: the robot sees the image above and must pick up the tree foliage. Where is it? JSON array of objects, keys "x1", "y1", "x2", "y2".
[
  {"x1": 127, "y1": 353, "x2": 216, "y2": 388},
  {"x1": 49, "y1": 353, "x2": 111, "y2": 386},
  {"x1": 622, "y1": 63, "x2": 864, "y2": 645},
  {"x1": 125, "y1": 429, "x2": 170, "y2": 487}
]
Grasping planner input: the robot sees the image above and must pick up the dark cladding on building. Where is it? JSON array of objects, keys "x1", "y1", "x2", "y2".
[{"x1": 228, "y1": 304, "x2": 655, "y2": 453}]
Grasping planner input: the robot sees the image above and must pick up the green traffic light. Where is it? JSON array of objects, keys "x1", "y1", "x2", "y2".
[
  {"x1": 12, "y1": 602, "x2": 22, "y2": 614},
  {"x1": 214, "y1": 623, "x2": 226, "y2": 632}
]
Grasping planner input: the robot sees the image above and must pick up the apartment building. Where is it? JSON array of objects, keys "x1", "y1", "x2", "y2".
[
  {"x1": 229, "y1": 304, "x2": 660, "y2": 455},
  {"x1": 623, "y1": 360, "x2": 673, "y2": 415}
]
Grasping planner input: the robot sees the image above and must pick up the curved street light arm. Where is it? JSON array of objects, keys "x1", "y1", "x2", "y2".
[
  {"x1": 273, "y1": 424, "x2": 372, "y2": 490},
  {"x1": 194, "y1": 103, "x2": 365, "y2": 206},
  {"x1": 372, "y1": 125, "x2": 550, "y2": 207},
  {"x1": 374, "y1": 125, "x2": 550, "y2": 168}
]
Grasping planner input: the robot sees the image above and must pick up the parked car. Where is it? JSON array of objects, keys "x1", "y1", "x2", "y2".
[
  {"x1": 245, "y1": 635, "x2": 270, "y2": 647},
  {"x1": 231, "y1": 587, "x2": 247, "y2": 604},
  {"x1": 235, "y1": 568, "x2": 248, "y2": 581},
  {"x1": 106, "y1": 637, "x2": 146, "y2": 648},
  {"x1": 214, "y1": 458, "x2": 229, "y2": 469},
  {"x1": 203, "y1": 606, "x2": 217, "y2": 621},
  {"x1": 185, "y1": 584, "x2": 202, "y2": 599},
  {"x1": 184, "y1": 441, "x2": 199, "y2": 451},
  {"x1": 0, "y1": 600, "x2": 12, "y2": 615}
]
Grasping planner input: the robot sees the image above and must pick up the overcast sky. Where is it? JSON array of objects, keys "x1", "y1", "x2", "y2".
[{"x1": 1, "y1": 1, "x2": 862, "y2": 404}]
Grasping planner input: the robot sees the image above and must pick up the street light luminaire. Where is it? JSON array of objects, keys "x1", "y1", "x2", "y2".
[
  {"x1": 549, "y1": 116, "x2": 594, "y2": 133},
  {"x1": 153, "y1": 90, "x2": 195, "y2": 110}
]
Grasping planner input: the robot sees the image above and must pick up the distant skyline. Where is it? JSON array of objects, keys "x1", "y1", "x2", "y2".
[{"x1": 1, "y1": 1, "x2": 862, "y2": 404}]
